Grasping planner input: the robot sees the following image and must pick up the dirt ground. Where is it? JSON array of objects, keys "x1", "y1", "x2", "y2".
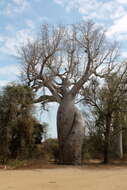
[{"x1": 1, "y1": 166, "x2": 127, "y2": 190}]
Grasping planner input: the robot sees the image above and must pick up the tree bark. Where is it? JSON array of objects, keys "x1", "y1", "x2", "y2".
[
  {"x1": 118, "y1": 130, "x2": 123, "y2": 159},
  {"x1": 115, "y1": 129, "x2": 123, "y2": 159},
  {"x1": 57, "y1": 94, "x2": 84, "y2": 165},
  {"x1": 103, "y1": 114, "x2": 111, "y2": 164}
]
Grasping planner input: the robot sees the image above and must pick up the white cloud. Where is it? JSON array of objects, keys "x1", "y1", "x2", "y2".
[
  {"x1": 0, "y1": 65, "x2": 20, "y2": 87},
  {"x1": 65, "y1": 0, "x2": 100, "y2": 14},
  {"x1": 0, "y1": 65, "x2": 19, "y2": 76},
  {"x1": 107, "y1": 15, "x2": 127, "y2": 38},
  {"x1": 3, "y1": 0, "x2": 30, "y2": 16},
  {"x1": 0, "y1": 29, "x2": 35, "y2": 56},
  {"x1": 53, "y1": 0, "x2": 127, "y2": 43},
  {"x1": 110, "y1": 6, "x2": 126, "y2": 20},
  {"x1": 5, "y1": 24, "x2": 14, "y2": 32},
  {"x1": 39, "y1": 16, "x2": 50, "y2": 22},
  {"x1": 26, "y1": 19, "x2": 35, "y2": 29},
  {"x1": 0, "y1": 36, "x2": 4, "y2": 42},
  {"x1": 13, "y1": 0, "x2": 26, "y2": 5},
  {"x1": 0, "y1": 80, "x2": 10, "y2": 87},
  {"x1": 53, "y1": 0, "x2": 126, "y2": 21},
  {"x1": 121, "y1": 51, "x2": 127, "y2": 58},
  {"x1": 116, "y1": 0, "x2": 127, "y2": 4},
  {"x1": 53, "y1": 0, "x2": 65, "y2": 5}
]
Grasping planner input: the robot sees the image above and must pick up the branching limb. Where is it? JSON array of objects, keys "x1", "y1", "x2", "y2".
[{"x1": 34, "y1": 95, "x2": 57, "y2": 103}]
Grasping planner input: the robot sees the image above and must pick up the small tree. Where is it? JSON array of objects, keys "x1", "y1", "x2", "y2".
[{"x1": 20, "y1": 21, "x2": 119, "y2": 164}]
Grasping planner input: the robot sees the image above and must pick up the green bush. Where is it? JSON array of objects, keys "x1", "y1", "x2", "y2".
[
  {"x1": 82, "y1": 135, "x2": 104, "y2": 161},
  {"x1": 42, "y1": 138, "x2": 59, "y2": 162},
  {"x1": 7, "y1": 159, "x2": 28, "y2": 168}
]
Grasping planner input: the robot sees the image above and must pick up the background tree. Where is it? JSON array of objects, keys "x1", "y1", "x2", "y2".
[
  {"x1": 20, "y1": 21, "x2": 119, "y2": 164},
  {"x1": 0, "y1": 83, "x2": 47, "y2": 162},
  {"x1": 82, "y1": 66, "x2": 127, "y2": 163}
]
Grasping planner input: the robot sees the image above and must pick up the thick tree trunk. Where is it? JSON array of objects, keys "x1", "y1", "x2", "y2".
[{"x1": 57, "y1": 95, "x2": 84, "y2": 165}]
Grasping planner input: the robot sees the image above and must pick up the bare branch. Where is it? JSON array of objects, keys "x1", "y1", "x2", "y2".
[
  {"x1": 20, "y1": 21, "x2": 121, "y2": 105},
  {"x1": 34, "y1": 95, "x2": 57, "y2": 103}
]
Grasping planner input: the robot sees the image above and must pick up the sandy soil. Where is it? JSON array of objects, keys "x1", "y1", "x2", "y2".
[{"x1": 1, "y1": 166, "x2": 127, "y2": 190}]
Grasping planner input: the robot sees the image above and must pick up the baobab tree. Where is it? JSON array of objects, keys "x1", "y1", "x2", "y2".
[{"x1": 20, "y1": 21, "x2": 119, "y2": 164}]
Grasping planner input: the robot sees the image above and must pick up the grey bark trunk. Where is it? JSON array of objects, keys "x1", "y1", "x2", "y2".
[
  {"x1": 57, "y1": 95, "x2": 84, "y2": 165},
  {"x1": 115, "y1": 129, "x2": 123, "y2": 159}
]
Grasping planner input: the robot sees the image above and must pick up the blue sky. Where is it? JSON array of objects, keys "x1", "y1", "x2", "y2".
[{"x1": 0, "y1": 0, "x2": 127, "y2": 137}]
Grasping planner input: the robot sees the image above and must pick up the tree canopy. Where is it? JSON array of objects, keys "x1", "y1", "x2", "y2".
[{"x1": 0, "y1": 83, "x2": 47, "y2": 162}]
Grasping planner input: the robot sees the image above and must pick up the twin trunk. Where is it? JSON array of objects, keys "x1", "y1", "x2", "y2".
[{"x1": 57, "y1": 95, "x2": 84, "y2": 165}]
